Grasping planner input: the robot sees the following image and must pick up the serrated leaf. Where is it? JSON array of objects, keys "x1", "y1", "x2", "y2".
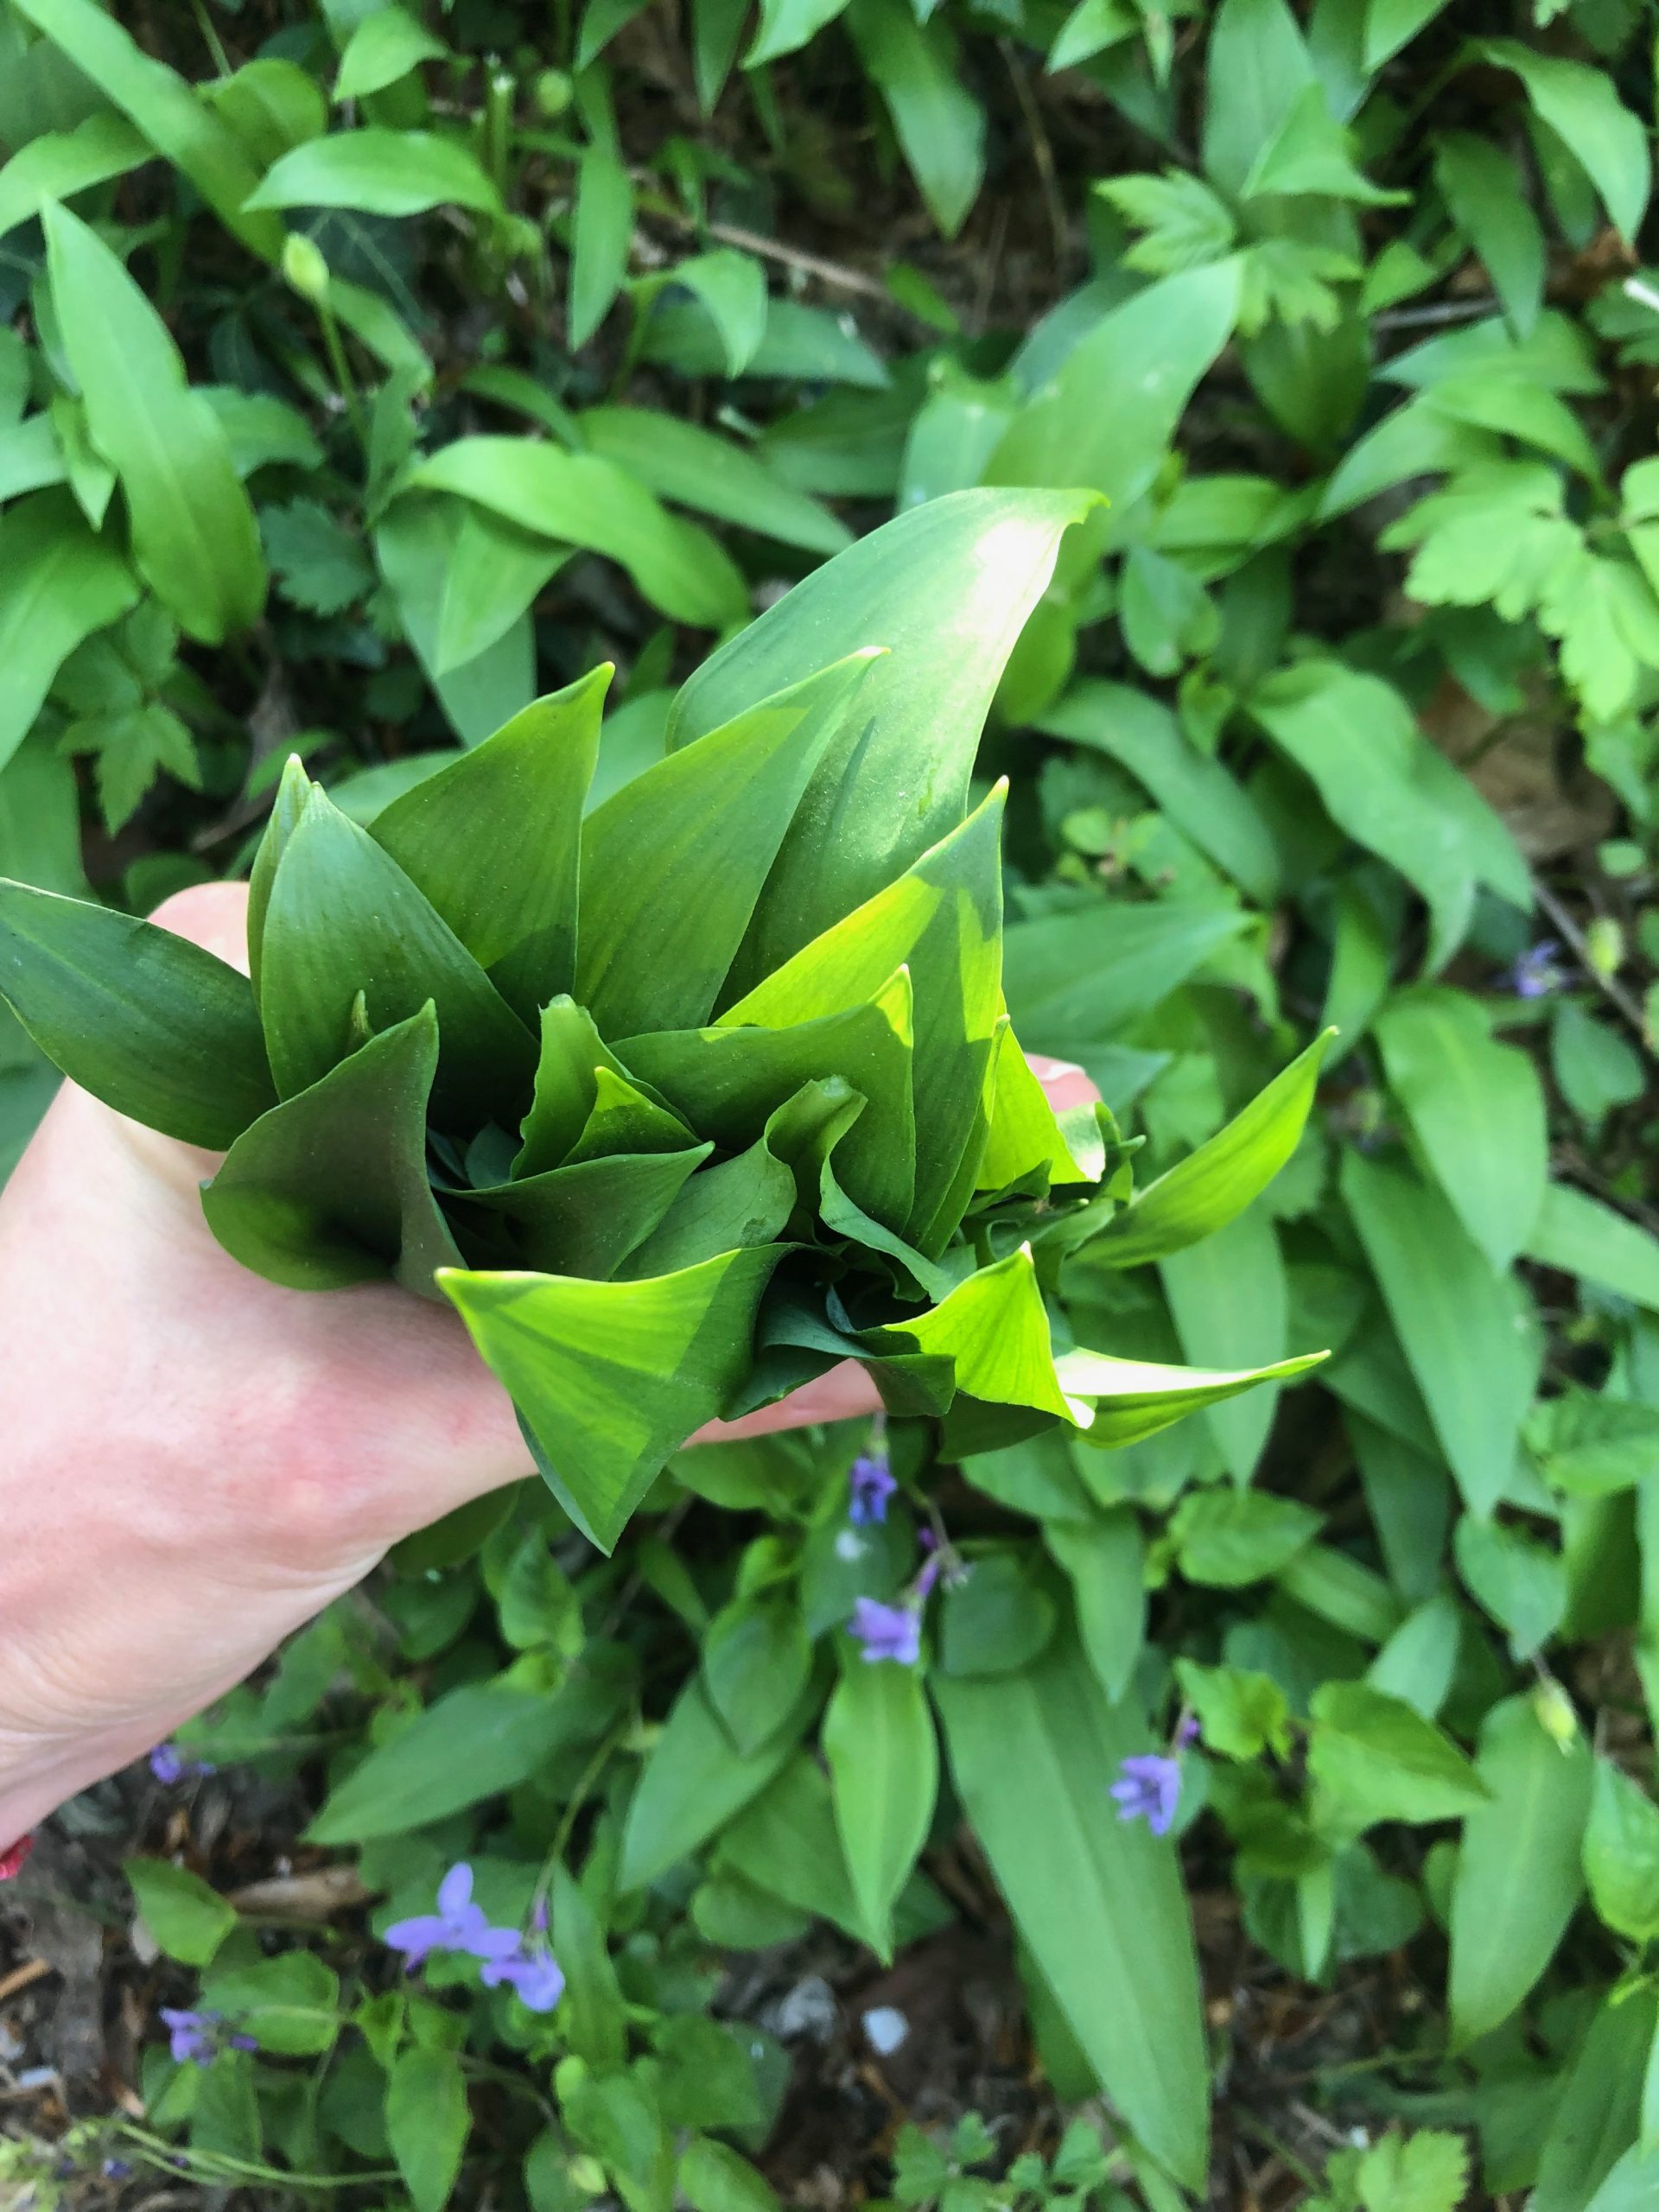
[{"x1": 262, "y1": 498, "x2": 374, "y2": 616}]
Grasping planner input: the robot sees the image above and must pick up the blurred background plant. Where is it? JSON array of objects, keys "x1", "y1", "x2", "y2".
[{"x1": 1, "y1": 0, "x2": 1658, "y2": 2204}]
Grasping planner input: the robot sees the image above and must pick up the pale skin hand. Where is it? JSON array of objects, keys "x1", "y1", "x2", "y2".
[{"x1": 0, "y1": 882, "x2": 1097, "y2": 1842}]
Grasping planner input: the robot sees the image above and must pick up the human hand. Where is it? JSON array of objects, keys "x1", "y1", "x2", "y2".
[{"x1": 0, "y1": 880, "x2": 1097, "y2": 1840}]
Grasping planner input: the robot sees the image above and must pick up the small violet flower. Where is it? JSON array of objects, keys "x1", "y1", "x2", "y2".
[
  {"x1": 480, "y1": 1946, "x2": 567, "y2": 2013},
  {"x1": 850, "y1": 1597, "x2": 924, "y2": 1667},
  {"x1": 1510, "y1": 940, "x2": 1567, "y2": 1000},
  {"x1": 1109, "y1": 1753, "x2": 1182, "y2": 1838},
  {"x1": 149, "y1": 1743, "x2": 213, "y2": 1786},
  {"x1": 384, "y1": 1863, "x2": 521, "y2": 1972},
  {"x1": 1175, "y1": 1712, "x2": 1201, "y2": 1748},
  {"x1": 159, "y1": 2009, "x2": 256, "y2": 2068},
  {"x1": 849, "y1": 1452, "x2": 898, "y2": 1526}
]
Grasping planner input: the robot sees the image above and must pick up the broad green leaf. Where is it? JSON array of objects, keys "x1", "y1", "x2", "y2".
[
  {"x1": 1173, "y1": 1660, "x2": 1291, "y2": 1760},
  {"x1": 1532, "y1": 1987, "x2": 1657, "y2": 2212},
  {"x1": 1170, "y1": 1486, "x2": 1319, "y2": 1586},
  {"x1": 512, "y1": 996, "x2": 655, "y2": 1176},
  {"x1": 680, "y1": 2140, "x2": 783, "y2": 2212},
  {"x1": 44, "y1": 205, "x2": 265, "y2": 645},
  {"x1": 1243, "y1": 81, "x2": 1400, "y2": 204},
  {"x1": 372, "y1": 671, "x2": 607, "y2": 1019},
  {"x1": 646, "y1": 293, "x2": 889, "y2": 388},
  {"x1": 939, "y1": 1551, "x2": 1057, "y2": 1675},
  {"x1": 1529, "y1": 1389, "x2": 1659, "y2": 1499},
  {"x1": 258, "y1": 782, "x2": 536, "y2": 1127},
  {"x1": 0, "y1": 880, "x2": 273, "y2": 1149},
  {"x1": 868, "y1": 1248, "x2": 1080, "y2": 1422},
  {"x1": 668, "y1": 489, "x2": 1091, "y2": 963},
  {"x1": 723, "y1": 787, "x2": 1006, "y2": 1246},
  {"x1": 1095, "y1": 1033, "x2": 1331, "y2": 1268},
  {"x1": 1046, "y1": 1510, "x2": 1144, "y2": 1700},
  {"x1": 8, "y1": 0, "x2": 282, "y2": 258},
  {"x1": 432, "y1": 505, "x2": 569, "y2": 678},
  {"x1": 373, "y1": 497, "x2": 537, "y2": 742},
  {"x1": 1449, "y1": 1696, "x2": 1592, "y2": 2047},
  {"x1": 0, "y1": 111, "x2": 149, "y2": 236},
  {"x1": 404, "y1": 438, "x2": 746, "y2": 629},
  {"x1": 1476, "y1": 41, "x2": 1650, "y2": 245},
  {"x1": 1454, "y1": 1515, "x2": 1564, "y2": 1659},
  {"x1": 623, "y1": 984, "x2": 915, "y2": 1232},
  {"x1": 823, "y1": 1651, "x2": 938, "y2": 1960},
  {"x1": 1584, "y1": 1761, "x2": 1659, "y2": 1945},
  {"x1": 618, "y1": 1671, "x2": 810, "y2": 1891},
  {"x1": 308, "y1": 1675, "x2": 614, "y2": 1842},
  {"x1": 247, "y1": 128, "x2": 502, "y2": 216},
  {"x1": 1363, "y1": 0, "x2": 1451, "y2": 69},
  {"x1": 1307, "y1": 1681, "x2": 1489, "y2": 1832},
  {"x1": 1058, "y1": 1343, "x2": 1326, "y2": 1450},
  {"x1": 386, "y1": 2049, "x2": 469, "y2": 2212},
  {"x1": 721, "y1": 1752, "x2": 869, "y2": 1941},
  {"x1": 650, "y1": 249, "x2": 768, "y2": 375},
  {"x1": 1162, "y1": 1206, "x2": 1287, "y2": 1480},
  {"x1": 334, "y1": 9, "x2": 448, "y2": 99},
  {"x1": 747, "y1": 0, "x2": 849, "y2": 66},
  {"x1": 1003, "y1": 899, "x2": 1246, "y2": 1058},
  {"x1": 1376, "y1": 987, "x2": 1547, "y2": 1272},
  {"x1": 579, "y1": 407, "x2": 851, "y2": 556},
  {"x1": 988, "y1": 263, "x2": 1241, "y2": 527},
  {"x1": 1201, "y1": 0, "x2": 1316, "y2": 194},
  {"x1": 199, "y1": 1950, "x2": 340, "y2": 2056},
  {"x1": 569, "y1": 149, "x2": 633, "y2": 349},
  {"x1": 0, "y1": 490, "x2": 138, "y2": 776},
  {"x1": 1342, "y1": 1148, "x2": 1535, "y2": 1516},
  {"x1": 442, "y1": 1246, "x2": 787, "y2": 1552},
  {"x1": 1526, "y1": 1183, "x2": 1659, "y2": 1313},
  {"x1": 1367, "y1": 1590, "x2": 1460, "y2": 1717},
  {"x1": 846, "y1": 0, "x2": 984, "y2": 238},
  {"x1": 1434, "y1": 133, "x2": 1545, "y2": 339},
  {"x1": 207, "y1": 57, "x2": 327, "y2": 168},
  {"x1": 1039, "y1": 683, "x2": 1281, "y2": 906},
  {"x1": 551, "y1": 1859, "x2": 626, "y2": 2069},
  {"x1": 703, "y1": 1594, "x2": 812, "y2": 1758},
  {"x1": 619, "y1": 1118, "x2": 799, "y2": 1278},
  {"x1": 467, "y1": 1147, "x2": 710, "y2": 1279},
  {"x1": 202, "y1": 1007, "x2": 462, "y2": 1297},
  {"x1": 1584, "y1": 2149, "x2": 1659, "y2": 2212},
  {"x1": 934, "y1": 1628, "x2": 1208, "y2": 2189},
  {"x1": 579, "y1": 654, "x2": 878, "y2": 1039},
  {"x1": 124, "y1": 1858, "x2": 237, "y2": 1967}
]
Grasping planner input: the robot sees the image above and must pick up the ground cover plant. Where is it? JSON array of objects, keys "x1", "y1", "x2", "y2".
[{"x1": 0, "y1": 0, "x2": 1658, "y2": 2206}]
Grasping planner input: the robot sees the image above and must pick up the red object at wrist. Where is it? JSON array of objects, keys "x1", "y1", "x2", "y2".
[{"x1": 0, "y1": 1834, "x2": 34, "y2": 1880}]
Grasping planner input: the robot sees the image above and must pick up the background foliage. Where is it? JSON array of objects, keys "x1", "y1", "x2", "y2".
[{"x1": 2, "y1": 0, "x2": 1659, "y2": 2203}]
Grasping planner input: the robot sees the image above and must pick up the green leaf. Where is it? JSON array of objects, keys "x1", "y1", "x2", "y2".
[
  {"x1": 124, "y1": 1858, "x2": 237, "y2": 1967},
  {"x1": 1342, "y1": 1148, "x2": 1535, "y2": 1516},
  {"x1": 550, "y1": 1859, "x2": 626, "y2": 2069},
  {"x1": 334, "y1": 9, "x2": 448, "y2": 99},
  {"x1": 1375, "y1": 987, "x2": 1547, "y2": 1272},
  {"x1": 262, "y1": 498, "x2": 374, "y2": 616},
  {"x1": 680, "y1": 2139, "x2": 782, "y2": 2212},
  {"x1": 0, "y1": 489, "x2": 138, "y2": 777},
  {"x1": 869, "y1": 1247, "x2": 1079, "y2": 1422},
  {"x1": 0, "y1": 880, "x2": 273, "y2": 1149},
  {"x1": 650, "y1": 249, "x2": 768, "y2": 376},
  {"x1": 1170, "y1": 1486, "x2": 1319, "y2": 1587},
  {"x1": 372, "y1": 671, "x2": 607, "y2": 1020},
  {"x1": 442, "y1": 1246, "x2": 787, "y2": 1553},
  {"x1": 1094, "y1": 1033, "x2": 1332, "y2": 1268},
  {"x1": 1529, "y1": 1389, "x2": 1659, "y2": 1499},
  {"x1": 44, "y1": 205, "x2": 265, "y2": 645},
  {"x1": 308, "y1": 1678, "x2": 599, "y2": 1842},
  {"x1": 939, "y1": 1551, "x2": 1057, "y2": 1676},
  {"x1": 467, "y1": 1146, "x2": 711, "y2": 1280},
  {"x1": 578, "y1": 407, "x2": 851, "y2": 556},
  {"x1": 1525, "y1": 1184, "x2": 1659, "y2": 1313},
  {"x1": 386, "y1": 2048, "x2": 470, "y2": 2212},
  {"x1": 569, "y1": 149, "x2": 632, "y2": 349},
  {"x1": 1173, "y1": 1660, "x2": 1291, "y2": 1760},
  {"x1": 1357, "y1": 2133, "x2": 1470, "y2": 2212},
  {"x1": 0, "y1": 111, "x2": 149, "y2": 237},
  {"x1": 934, "y1": 1628, "x2": 1209, "y2": 2190},
  {"x1": 823, "y1": 1649, "x2": 938, "y2": 1961},
  {"x1": 1058, "y1": 1342, "x2": 1326, "y2": 1450},
  {"x1": 199, "y1": 1950, "x2": 340, "y2": 2056},
  {"x1": 1096, "y1": 171, "x2": 1236, "y2": 276},
  {"x1": 1584, "y1": 1760, "x2": 1659, "y2": 1944},
  {"x1": 1448, "y1": 1695, "x2": 1592, "y2": 2047},
  {"x1": 703, "y1": 1595, "x2": 812, "y2": 1758},
  {"x1": 988, "y1": 263, "x2": 1241, "y2": 522},
  {"x1": 1306, "y1": 1681, "x2": 1490, "y2": 1830},
  {"x1": 846, "y1": 0, "x2": 984, "y2": 238},
  {"x1": 1434, "y1": 133, "x2": 1544, "y2": 339},
  {"x1": 8, "y1": 0, "x2": 282, "y2": 259},
  {"x1": 1475, "y1": 41, "x2": 1650, "y2": 245},
  {"x1": 404, "y1": 439, "x2": 746, "y2": 629},
  {"x1": 432, "y1": 505, "x2": 567, "y2": 678},
  {"x1": 247, "y1": 127, "x2": 502, "y2": 216},
  {"x1": 619, "y1": 1672, "x2": 810, "y2": 1891},
  {"x1": 668, "y1": 488, "x2": 1090, "y2": 966},
  {"x1": 1363, "y1": 0, "x2": 1452, "y2": 69},
  {"x1": 579, "y1": 653, "x2": 878, "y2": 1040},
  {"x1": 1200, "y1": 0, "x2": 1317, "y2": 196},
  {"x1": 1454, "y1": 1516, "x2": 1564, "y2": 1660},
  {"x1": 721, "y1": 1753, "x2": 867, "y2": 1942},
  {"x1": 258, "y1": 780, "x2": 536, "y2": 1127},
  {"x1": 202, "y1": 1007, "x2": 461, "y2": 1296},
  {"x1": 373, "y1": 497, "x2": 534, "y2": 742},
  {"x1": 1045, "y1": 1510, "x2": 1145, "y2": 1700},
  {"x1": 1532, "y1": 1986, "x2": 1657, "y2": 2212}
]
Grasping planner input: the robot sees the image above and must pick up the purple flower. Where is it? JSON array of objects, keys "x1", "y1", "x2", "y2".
[
  {"x1": 480, "y1": 1945, "x2": 566, "y2": 2013},
  {"x1": 1175, "y1": 1713, "x2": 1201, "y2": 1748},
  {"x1": 384, "y1": 1864, "x2": 521, "y2": 1972},
  {"x1": 849, "y1": 1453, "x2": 898, "y2": 1526},
  {"x1": 102, "y1": 2161, "x2": 133, "y2": 2181},
  {"x1": 850, "y1": 1597, "x2": 923, "y2": 1667},
  {"x1": 1109, "y1": 1754, "x2": 1181, "y2": 1838},
  {"x1": 149, "y1": 1743, "x2": 213, "y2": 1786},
  {"x1": 158, "y1": 2009, "x2": 255, "y2": 2067},
  {"x1": 1510, "y1": 940, "x2": 1566, "y2": 999}
]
